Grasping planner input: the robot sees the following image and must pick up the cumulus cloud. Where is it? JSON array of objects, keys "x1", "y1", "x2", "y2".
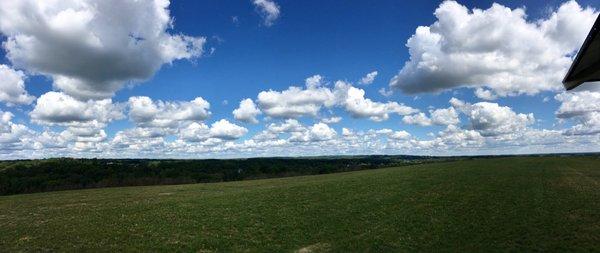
[
  {"x1": 403, "y1": 107, "x2": 459, "y2": 126},
  {"x1": 128, "y1": 96, "x2": 211, "y2": 128},
  {"x1": 112, "y1": 127, "x2": 167, "y2": 152},
  {"x1": 308, "y1": 122, "x2": 337, "y2": 141},
  {"x1": 430, "y1": 107, "x2": 460, "y2": 126},
  {"x1": 474, "y1": 88, "x2": 498, "y2": 100},
  {"x1": 113, "y1": 118, "x2": 247, "y2": 152},
  {"x1": 268, "y1": 119, "x2": 305, "y2": 133},
  {"x1": 321, "y1": 116, "x2": 342, "y2": 124},
  {"x1": 555, "y1": 91, "x2": 600, "y2": 135},
  {"x1": 555, "y1": 91, "x2": 600, "y2": 118},
  {"x1": 359, "y1": 71, "x2": 378, "y2": 85},
  {"x1": 0, "y1": 0, "x2": 206, "y2": 99},
  {"x1": 426, "y1": 125, "x2": 485, "y2": 148},
  {"x1": 389, "y1": 130, "x2": 411, "y2": 140},
  {"x1": 305, "y1": 75, "x2": 325, "y2": 89},
  {"x1": 290, "y1": 122, "x2": 336, "y2": 142},
  {"x1": 256, "y1": 77, "x2": 418, "y2": 121},
  {"x1": 0, "y1": 65, "x2": 34, "y2": 105},
  {"x1": 178, "y1": 122, "x2": 210, "y2": 142},
  {"x1": 110, "y1": 95, "x2": 213, "y2": 152},
  {"x1": 0, "y1": 111, "x2": 33, "y2": 146},
  {"x1": 257, "y1": 85, "x2": 335, "y2": 118},
  {"x1": 378, "y1": 88, "x2": 394, "y2": 97},
  {"x1": 252, "y1": 119, "x2": 338, "y2": 144},
  {"x1": 251, "y1": 119, "x2": 304, "y2": 141},
  {"x1": 390, "y1": 1, "x2": 598, "y2": 97},
  {"x1": 61, "y1": 127, "x2": 108, "y2": 144},
  {"x1": 342, "y1": 127, "x2": 354, "y2": 137},
  {"x1": 233, "y1": 98, "x2": 261, "y2": 124},
  {"x1": 335, "y1": 81, "x2": 418, "y2": 121},
  {"x1": 402, "y1": 113, "x2": 431, "y2": 126},
  {"x1": 30, "y1": 91, "x2": 124, "y2": 126},
  {"x1": 563, "y1": 112, "x2": 600, "y2": 135},
  {"x1": 29, "y1": 91, "x2": 123, "y2": 149},
  {"x1": 450, "y1": 98, "x2": 534, "y2": 136},
  {"x1": 33, "y1": 131, "x2": 70, "y2": 150},
  {"x1": 253, "y1": 0, "x2": 280, "y2": 26},
  {"x1": 209, "y1": 119, "x2": 248, "y2": 140}
]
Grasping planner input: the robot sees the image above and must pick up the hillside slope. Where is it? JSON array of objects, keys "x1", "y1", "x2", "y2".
[{"x1": 0, "y1": 157, "x2": 599, "y2": 252}]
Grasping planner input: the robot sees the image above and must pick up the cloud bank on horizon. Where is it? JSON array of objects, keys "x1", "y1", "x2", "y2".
[{"x1": 0, "y1": 0, "x2": 599, "y2": 159}]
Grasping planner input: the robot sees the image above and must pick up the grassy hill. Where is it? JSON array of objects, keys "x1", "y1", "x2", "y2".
[{"x1": 0, "y1": 156, "x2": 598, "y2": 252}]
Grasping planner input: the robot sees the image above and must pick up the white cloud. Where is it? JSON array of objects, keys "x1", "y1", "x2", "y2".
[
  {"x1": 252, "y1": 118, "x2": 305, "y2": 141},
  {"x1": 359, "y1": 71, "x2": 378, "y2": 85},
  {"x1": 390, "y1": 1, "x2": 598, "y2": 97},
  {"x1": 30, "y1": 91, "x2": 124, "y2": 126},
  {"x1": 321, "y1": 116, "x2": 342, "y2": 124},
  {"x1": 430, "y1": 107, "x2": 460, "y2": 126},
  {"x1": 257, "y1": 86, "x2": 335, "y2": 118},
  {"x1": 389, "y1": 130, "x2": 411, "y2": 140},
  {"x1": 555, "y1": 91, "x2": 600, "y2": 135},
  {"x1": 128, "y1": 96, "x2": 211, "y2": 128},
  {"x1": 253, "y1": 0, "x2": 280, "y2": 26},
  {"x1": 62, "y1": 127, "x2": 108, "y2": 143},
  {"x1": 378, "y1": 87, "x2": 394, "y2": 97},
  {"x1": 474, "y1": 88, "x2": 498, "y2": 101},
  {"x1": 308, "y1": 122, "x2": 336, "y2": 141},
  {"x1": 404, "y1": 125, "x2": 485, "y2": 151},
  {"x1": 434, "y1": 125, "x2": 485, "y2": 147},
  {"x1": 266, "y1": 119, "x2": 305, "y2": 134},
  {"x1": 11, "y1": 105, "x2": 600, "y2": 159},
  {"x1": 564, "y1": 112, "x2": 600, "y2": 135},
  {"x1": 209, "y1": 119, "x2": 248, "y2": 140},
  {"x1": 0, "y1": 65, "x2": 34, "y2": 105},
  {"x1": 450, "y1": 97, "x2": 534, "y2": 136},
  {"x1": 178, "y1": 122, "x2": 210, "y2": 142},
  {"x1": 34, "y1": 131, "x2": 69, "y2": 150},
  {"x1": 342, "y1": 127, "x2": 354, "y2": 137},
  {"x1": 112, "y1": 127, "x2": 167, "y2": 152},
  {"x1": 256, "y1": 78, "x2": 418, "y2": 121},
  {"x1": 402, "y1": 113, "x2": 432, "y2": 126},
  {"x1": 305, "y1": 75, "x2": 325, "y2": 89},
  {"x1": 555, "y1": 91, "x2": 600, "y2": 118},
  {"x1": 29, "y1": 91, "x2": 122, "y2": 150},
  {"x1": 112, "y1": 119, "x2": 247, "y2": 154},
  {"x1": 402, "y1": 107, "x2": 463, "y2": 129},
  {"x1": 252, "y1": 120, "x2": 338, "y2": 144},
  {"x1": 0, "y1": 111, "x2": 32, "y2": 145},
  {"x1": 336, "y1": 81, "x2": 418, "y2": 121},
  {"x1": 374, "y1": 129, "x2": 393, "y2": 135},
  {"x1": 290, "y1": 122, "x2": 336, "y2": 142},
  {"x1": 233, "y1": 98, "x2": 261, "y2": 124},
  {"x1": 71, "y1": 140, "x2": 108, "y2": 152},
  {"x1": 0, "y1": 0, "x2": 205, "y2": 99}
]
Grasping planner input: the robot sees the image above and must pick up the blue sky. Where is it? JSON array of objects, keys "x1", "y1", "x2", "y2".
[{"x1": 1, "y1": 0, "x2": 600, "y2": 158}]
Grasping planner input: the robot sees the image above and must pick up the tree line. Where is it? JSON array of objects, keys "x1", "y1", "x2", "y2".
[{"x1": 0, "y1": 155, "x2": 442, "y2": 195}]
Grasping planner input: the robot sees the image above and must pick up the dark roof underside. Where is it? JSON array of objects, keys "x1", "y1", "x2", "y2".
[{"x1": 563, "y1": 14, "x2": 600, "y2": 90}]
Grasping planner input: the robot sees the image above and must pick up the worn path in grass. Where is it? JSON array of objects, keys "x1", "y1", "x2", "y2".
[{"x1": 0, "y1": 157, "x2": 599, "y2": 252}]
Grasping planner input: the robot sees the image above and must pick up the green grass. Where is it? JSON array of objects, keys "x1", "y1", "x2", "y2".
[{"x1": 0, "y1": 157, "x2": 599, "y2": 252}]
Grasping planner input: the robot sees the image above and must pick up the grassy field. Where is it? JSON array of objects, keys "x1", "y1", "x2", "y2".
[{"x1": 0, "y1": 156, "x2": 598, "y2": 252}]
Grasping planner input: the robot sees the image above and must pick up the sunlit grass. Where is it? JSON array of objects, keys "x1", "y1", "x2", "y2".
[{"x1": 0, "y1": 156, "x2": 598, "y2": 252}]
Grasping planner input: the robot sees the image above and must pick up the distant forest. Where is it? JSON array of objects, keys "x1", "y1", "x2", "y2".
[
  {"x1": 0, "y1": 155, "x2": 449, "y2": 195},
  {"x1": 0, "y1": 153, "x2": 596, "y2": 196}
]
